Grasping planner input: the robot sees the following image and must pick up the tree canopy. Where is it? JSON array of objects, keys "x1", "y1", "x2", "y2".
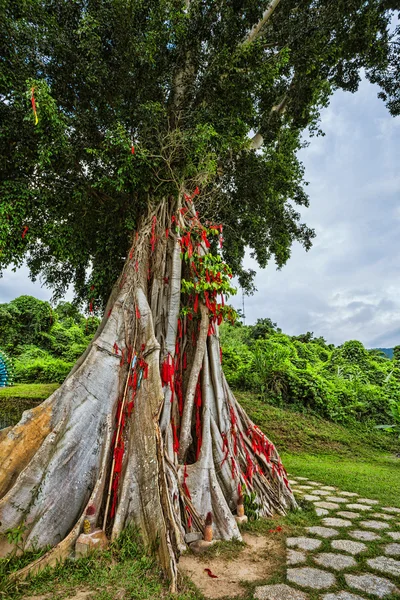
[{"x1": 1, "y1": 0, "x2": 399, "y2": 307}]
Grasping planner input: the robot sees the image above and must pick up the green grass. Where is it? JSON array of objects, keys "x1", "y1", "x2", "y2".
[
  {"x1": 236, "y1": 390, "x2": 400, "y2": 507},
  {"x1": 0, "y1": 383, "x2": 59, "y2": 400},
  {"x1": 236, "y1": 390, "x2": 400, "y2": 458},
  {"x1": 283, "y1": 452, "x2": 400, "y2": 507}
]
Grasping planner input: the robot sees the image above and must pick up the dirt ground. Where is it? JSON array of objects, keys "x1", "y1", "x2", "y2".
[{"x1": 179, "y1": 532, "x2": 284, "y2": 599}]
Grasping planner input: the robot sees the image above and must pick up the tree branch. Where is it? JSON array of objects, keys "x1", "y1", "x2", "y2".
[
  {"x1": 250, "y1": 93, "x2": 289, "y2": 149},
  {"x1": 242, "y1": 0, "x2": 282, "y2": 45}
]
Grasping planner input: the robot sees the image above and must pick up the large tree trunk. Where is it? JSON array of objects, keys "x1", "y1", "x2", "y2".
[{"x1": 0, "y1": 197, "x2": 296, "y2": 591}]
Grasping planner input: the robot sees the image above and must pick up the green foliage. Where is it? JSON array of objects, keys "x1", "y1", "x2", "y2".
[
  {"x1": 0, "y1": 0, "x2": 398, "y2": 304},
  {"x1": 242, "y1": 487, "x2": 260, "y2": 521},
  {"x1": 0, "y1": 296, "x2": 97, "y2": 383},
  {"x1": 376, "y1": 399, "x2": 400, "y2": 438},
  {"x1": 221, "y1": 321, "x2": 399, "y2": 427}
]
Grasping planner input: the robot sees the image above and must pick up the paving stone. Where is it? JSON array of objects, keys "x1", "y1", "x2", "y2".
[
  {"x1": 316, "y1": 508, "x2": 329, "y2": 517},
  {"x1": 346, "y1": 503, "x2": 373, "y2": 511},
  {"x1": 357, "y1": 498, "x2": 379, "y2": 505},
  {"x1": 307, "y1": 481, "x2": 321, "y2": 486},
  {"x1": 371, "y1": 513, "x2": 394, "y2": 520},
  {"x1": 331, "y1": 539, "x2": 367, "y2": 555},
  {"x1": 325, "y1": 496, "x2": 348, "y2": 504},
  {"x1": 367, "y1": 555, "x2": 400, "y2": 577},
  {"x1": 359, "y1": 520, "x2": 390, "y2": 530},
  {"x1": 317, "y1": 490, "x2": 334, "y2": 496},
  {"x1": 349, "y1": 530, "x2": 381, "y2": 541},
  {"x1": 321, "y1": 486, "x2": 336, "y2": 491},
  {"x1": 288, "y1": 480, "x2": 298, "y2": 485},
  {"x1": 381, "y1": 506, "x2": 400, "y2": 514},
  {"x1": 296, "y1": 477, "x2": 310, "y2": 481},
  {"x1": 322, "y1": 517, "x2": 353, "y2": 528},
  {"x1": 384, "y1": 543, "x2": 400, "y2": 556},
  {"x1": 287, "y1": 536, "x2": 322, "y2": 551},
  {"x1": 387, "y1": 531, "x2": 400, "y2": 540},
  {"x1": 338, "y1": 492, "x2": 359, "y2": 497},
  {"x1": 345, "y1": 573, "x2": 399, "y2": 598},
  {"x1": 298, "y1": 485, "x2": 316, "y2": 490},
  {"x1": 321, "y1": 593, "x2": 365, "y2": 600},
  {"x1": 336, "y1": 511, "x2": 361, "y2": 519},
  {"x1": 306, "y1": 526, "x2": 339, "y2": 538},
  {"x1": 304, "y1": 495, "x2": 321, "y2": 501},
  {"x1": 287, "y1": 549, "x2": 307, "y2": 565},
  {"x1": 314, "y1": 501, "x2": 341, "y2": 510},
  {"x1": 254, "y1": 583, "x2": 309, "y2": 600},
  {"x1": 287, "y1": 567, "x2": 336, "y2": 589},
  {"x1": 314, "y1": 552, "x2": 356, "y2": 571}
]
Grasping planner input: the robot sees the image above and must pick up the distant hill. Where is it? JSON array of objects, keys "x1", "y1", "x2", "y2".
[{"x1": 375, "y1": 348, "x2": 394, "y2": 359}]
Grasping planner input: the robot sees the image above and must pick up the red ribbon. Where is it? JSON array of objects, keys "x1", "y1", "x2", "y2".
[
  {"x1": 204, "y1": 568, "x2": 218, "y2": 579},
  {"x1": 22, "y1": 226, "x2": 29, "y2": 239}
]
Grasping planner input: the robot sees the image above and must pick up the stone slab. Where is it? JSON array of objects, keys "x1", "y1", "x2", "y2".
[
  {"x1": 371, "y1": 513, "x2": 394, "y2": 520},
  {"x1": 288, "y1": 480, "x2": 298, "y2": 485},
  {"x1": 384, "y1": 543, "x2": 400, "y2": 556},
  {"x1": 287, "y1": 567, "x2": 336, "y2": 589},
  {"x1": 306, "y1": 526, "x2": 339, "y2": 538},
  {"x1": 325, "y1": 496, "x2": 348, "y2": 504},
  {"x1": 298, "y1": 485, "x2": 316, "y2": 490},
  {"x1": 296, "y1": 477, "x2": 310, "y2": 481},
  {"x1": 338, "y1": 492, "x2": 359, "y2": 497},
  {"x1": 346, "y1": 503, "x2": 372, "y2": 511},
  {"x1": 287, "y1": 549, "x2": 307, "y2": 565},
  {"x1": 388, "y1": 531, "x2": 400, "y2": 540},
  {"x1": 381, "y1": 506, "x2": 400, "y2": 514},
  {"x1": 318, "y1": 490, "x2": 334, "y2": 496},
  {"x1": 336, "y1": 511, "x2": 360, "y2": 519},
  {"x1": 367, "y1": 555, "x2": 400, "y2": 577},
  {"x1": 349, "y1": 530, "x2": 381, "y2": 541},
  {"x1": 304, "y1": 495, "x2": 321, "y2": 501},
  {"x1": 254, "y1": 583, "x2": 309, "y2": 600},
  {"x1": 75, "y1": 529, "x2": 108, "y2": 557},
  {"x1": 357, "y1": 498, "x2": 379, "y2": 505},
  {"x1": 287, "y1": 536, "x2": 322, "y2": 551},
  {"x1": 331, "y1": 539, "x2": 367, "y2": 555},
  {"x1": 321, "y1": 486, "x2": 336, "y2": 491},
  {"x1": 314, "y1": 552, "x2": 356, "y2": 571},
  {"x1": 321, "y1": 593, "x2": 365, "y2": 600},
  {"x1": 314, "y1": 501, "x2": 340, "y2": 510},
  {"x1": 359, "y1": 520, "x2": 390, "y2": 530},
  {"x1": 316, "y1": 508, "x2": 329, "y2": 516},
  {"x1": 184, "y1": 531, "x2": 202, "y2": 543},
  {"x1": 307, "y1": 481, "x2": 321, "y2": 485},
  {"x1": 345, "y1": 573, "x2": 399, "y2": 598},
  {"x1": 322, "y1": 517, "x2": 353, "y2": 528}
]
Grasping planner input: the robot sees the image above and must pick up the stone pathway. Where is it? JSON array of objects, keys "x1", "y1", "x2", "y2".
[{"x1": 253, "y1": 476, "x2": 400, "y2": 600}]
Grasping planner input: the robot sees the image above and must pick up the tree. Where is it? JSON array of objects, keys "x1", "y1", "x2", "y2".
[{"x1": 0, "y1": 0, "x2": 398, "y2": 590}]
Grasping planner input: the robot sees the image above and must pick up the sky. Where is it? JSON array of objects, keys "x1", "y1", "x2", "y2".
[{"x1": 1, "y1": 78, "x2": 400, "y2": 348}]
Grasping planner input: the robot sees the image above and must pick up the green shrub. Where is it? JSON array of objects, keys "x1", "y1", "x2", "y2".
[{"x1": 14, "y1": 350, "x2": 72, "y2": 384}]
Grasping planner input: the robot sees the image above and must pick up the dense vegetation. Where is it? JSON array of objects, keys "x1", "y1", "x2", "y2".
[
  {"x1": 221, "y1": 318, "x2": 400, "y2": 429},
  {"x1": 0, "y1": 295, "x2": 99, "y2": 383},
  {"x1": 2, "y1": 297, "x2": 400, "y2": 434}
]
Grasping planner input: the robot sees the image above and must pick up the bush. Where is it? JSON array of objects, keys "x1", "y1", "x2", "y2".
[
  {"x1": 14, "y1": 348, "x2": 72, "y2": 384},
  {"x1": 220, "y1": 321, "x2": 400, "y2": 428}
]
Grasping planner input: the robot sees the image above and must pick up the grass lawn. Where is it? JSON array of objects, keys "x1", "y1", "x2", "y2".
[
  {"x1": 283, "y1": 452, "x2": 400, "y2": 507},
  {"x1": 236, "y1": 390, "x2": 400, "y2": 507},
  {"x1": 0, "y1": 383, "x2": 59, "y2": 400}
]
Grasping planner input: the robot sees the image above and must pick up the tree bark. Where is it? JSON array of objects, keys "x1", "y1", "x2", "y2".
[{"x1": 0, "y1": 198, "x2": 296, "y2": 591}]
